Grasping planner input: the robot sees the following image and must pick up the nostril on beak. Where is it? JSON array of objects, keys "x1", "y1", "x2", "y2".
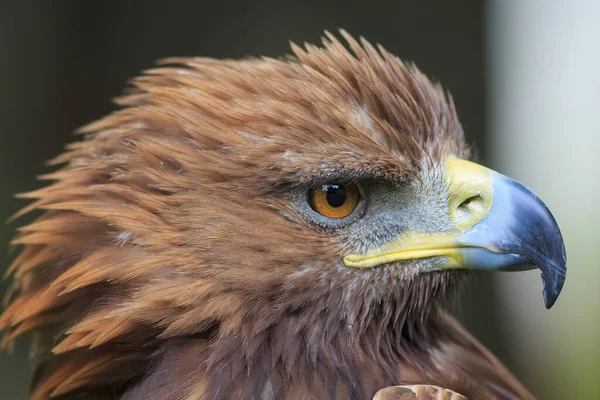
[
  {"x1": 454, "y1": 194, "x2": 487, "y2": 227},
  {"x1": 458, "y1": 195, "x2": 484, "y2": 213}
]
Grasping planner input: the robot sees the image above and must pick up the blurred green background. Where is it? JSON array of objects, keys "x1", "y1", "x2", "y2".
[{"x1": 0, "y1": 1, "x2": 597, "y2": 399}]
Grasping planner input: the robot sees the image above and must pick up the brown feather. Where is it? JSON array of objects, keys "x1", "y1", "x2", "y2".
[{"x1": 1, "y1": 31, "x2": 531, "y2": 399}]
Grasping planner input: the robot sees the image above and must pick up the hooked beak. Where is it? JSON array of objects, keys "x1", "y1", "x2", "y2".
[{"x1": 343, "y1": 158, "x2": 567, "y2": 308}]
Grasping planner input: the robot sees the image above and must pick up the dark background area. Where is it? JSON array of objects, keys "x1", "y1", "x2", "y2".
[{"x1": 0, "y1": 1, "x2": 505, "y2": 398}]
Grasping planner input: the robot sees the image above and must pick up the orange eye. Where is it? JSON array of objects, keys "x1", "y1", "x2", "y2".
[{"x1": 309, "y1": 182, "x2": 360, "y2": 219}]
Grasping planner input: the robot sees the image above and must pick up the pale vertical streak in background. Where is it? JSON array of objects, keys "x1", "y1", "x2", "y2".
[{"x1": 488, "y1": 1, "x2": 600, "y2": 398}]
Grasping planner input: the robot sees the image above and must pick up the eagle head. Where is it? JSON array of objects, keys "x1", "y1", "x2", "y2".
[{"x1": 1, "y1": 31, "x2": 566, "y2": 399}]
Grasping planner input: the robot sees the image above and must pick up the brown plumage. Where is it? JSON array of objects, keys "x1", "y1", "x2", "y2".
[{"x1": 1, "y1": 31, "x2": 539, "y2": 399}]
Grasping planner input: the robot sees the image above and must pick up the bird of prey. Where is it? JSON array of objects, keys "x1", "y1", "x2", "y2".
[{"x1": 0, "y1": 31, "x2": 566, "y2": 400}]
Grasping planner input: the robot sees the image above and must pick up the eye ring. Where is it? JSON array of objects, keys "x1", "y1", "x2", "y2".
[{"x1": 308, "y1": 182, "x2": 360, "y2": 219}]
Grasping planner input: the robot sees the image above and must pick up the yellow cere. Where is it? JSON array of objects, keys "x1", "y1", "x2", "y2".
[
  {"x1": 445, "y1": 158, "x2": 494, "y2": 232},
  {"x1": 342, "y1": 158, "x2": 495, "y2": 269}
]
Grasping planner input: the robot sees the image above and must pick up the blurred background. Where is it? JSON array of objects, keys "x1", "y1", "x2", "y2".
[{"x1": 0, "y1": 1, "x2": 598, "y2": 399}]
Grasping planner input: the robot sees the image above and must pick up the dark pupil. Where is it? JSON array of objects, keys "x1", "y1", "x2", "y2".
[{"x1": 323, "y1": 184, "x2": 346, "y2": 207}]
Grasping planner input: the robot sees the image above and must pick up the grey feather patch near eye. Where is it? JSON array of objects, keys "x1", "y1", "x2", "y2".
[{"x1": 344, "y1": 166, "x2": 452, "y2": 255}]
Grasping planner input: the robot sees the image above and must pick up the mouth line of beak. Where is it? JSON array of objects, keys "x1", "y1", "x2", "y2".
[{"x1": 343, "y1": 243, "x2": 481, "y2": 269}]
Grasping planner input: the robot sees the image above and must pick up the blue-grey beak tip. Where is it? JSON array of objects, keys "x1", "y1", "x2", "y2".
[
  {"x1": 538, "y1": 236, "x2": 567, "y2": 309},
  {"x1": 494, "y1": 176, "x2": 568, "y2": 309}
]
